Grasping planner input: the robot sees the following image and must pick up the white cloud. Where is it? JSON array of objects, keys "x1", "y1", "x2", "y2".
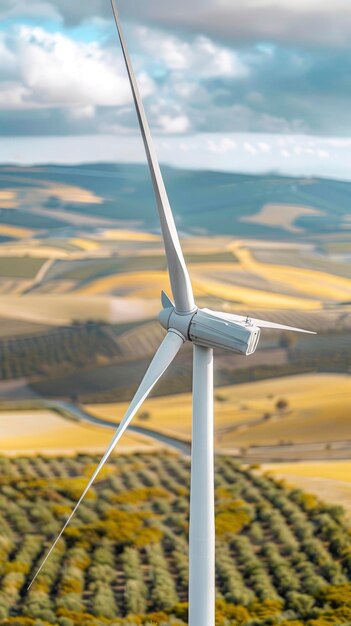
[
  {"x1": 317, "y1": 149, "x2": 329, "y2": 159},
  {"x1": 173, "y1": 82, "x2": 198, "y2": 100},
  {"x1": 0, "y1": 38, "x2": 16, "y2": 68},
  {"x1": 244, "y1": 141, "x2": 257, "y2": 155},
  {"x1": 207, "y1": 137, "x2": 237, "y2": 153},
  {"x1": 137, "y1": 28, "x2": 248, "y2": 80},
  {"x1": 194, "y1": 36, "x2": 248, "y2": 78},
  {"x1": 159, "y1": 114, "x2": 190, "y2": 134},
  {"x1": 258, "y1": 141, "x2": 271, "y2": 152},
  {"x1": 0, "y1": 26, "x2": 154, "y2": 111},
  {"x1": 20, "y1": 27, "x2": 132, "y2": 108},
  {"x1": 0, "y1": 82, "x2": 30, "y2": 108},
  {"x1": 69, "y1": 105, "x2": 96, "y2": 119},
  {"x1": 0, "y1": 9, "x2": 349, "y2": 140}
]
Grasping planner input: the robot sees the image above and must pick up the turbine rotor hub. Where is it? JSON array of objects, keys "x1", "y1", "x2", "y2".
[{"x1": 158, "y1": 305, "x2": 260, "y2": 356}]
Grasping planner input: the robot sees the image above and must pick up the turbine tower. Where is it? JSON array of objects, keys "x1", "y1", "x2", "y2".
[{"x1": 28, "y1": 2, "x2": 315, "y2": 624}]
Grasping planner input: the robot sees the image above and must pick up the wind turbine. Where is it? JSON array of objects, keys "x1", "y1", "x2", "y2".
[{"x1": 28, "y1": 2, "x2": 316, "y2": 624}]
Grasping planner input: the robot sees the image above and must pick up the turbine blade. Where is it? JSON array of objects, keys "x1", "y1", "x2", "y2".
[
  {"x1": 161, "y1": 290, "x2": 174, "y2": 309},
  {"x1": 27, "y1": 330, "x2": 184, "y2": 590},
  {"x1": 110, "y1": 0, "x2": 195, "y2": 314},
  {"x1": 205, "y1": 309, "x2": 316, "y2": 334},
  {"x1": 249, "y1": 318, "x2": 316, "y2": 334}
]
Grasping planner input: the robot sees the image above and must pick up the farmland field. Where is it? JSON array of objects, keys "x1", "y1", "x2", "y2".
[
  {"x1": 86, "y1": 373, "x2": 351, "y2": 446},
  {"x1": 0, "y1": 163, "x2": 350, "y2": 626},
  {"x1": 0, "y1": 452, "x2": 350, "y2": 625},
  {"x1": 0, "y1": 225, "x2": 34, "y2": 239},
  {"x1": 0, "y1": 294, "x2": 158, "y2": 326},
  {"x1": 0, "y1": 257, "x2": 45, "y2": 278},
  {"x1": 0, "y1": 409, "x2": 154, "y2": 455},
  {"x1": 262, "y1": 461, "x2": 351, "y2": 516},
  {"x1": 240, "y1": 204, "x2": 323, "y2": 233}
]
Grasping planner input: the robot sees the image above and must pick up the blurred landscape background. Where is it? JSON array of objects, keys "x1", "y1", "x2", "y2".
[
  {"x1": 0, "y1": 161, "x2": 350, "y2": 626},
  {"x1": 0, "y1": 161, "x2": 349, "y2": 469}
]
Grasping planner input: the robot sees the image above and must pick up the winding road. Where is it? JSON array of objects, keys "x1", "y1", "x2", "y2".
[
  {"x1": 49, "y1": 400, "x2": 191, "y2": 455},
  {"x1": 2, "y1": 397, "x2": 350, "y2": 462},
  {"x1": 45, "y1": 400, "x2": 351, "y2": 462}
]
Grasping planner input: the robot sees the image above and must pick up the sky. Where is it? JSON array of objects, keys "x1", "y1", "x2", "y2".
[{"x1": 0, "y1": 0, "x2": 351, "y2": 179}]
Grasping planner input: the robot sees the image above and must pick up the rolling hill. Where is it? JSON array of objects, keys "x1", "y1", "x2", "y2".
[{"x1": 0, "y1": 164, "x2": 350, "y2": 239}]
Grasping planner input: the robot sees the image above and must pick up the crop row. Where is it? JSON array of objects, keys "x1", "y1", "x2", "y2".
[
  {"x1": 0, "y1": 452, "x2": 349, "y2": 626},
  {"x1": 0, "y1": 323, "x2": 121, "y2": 380}
]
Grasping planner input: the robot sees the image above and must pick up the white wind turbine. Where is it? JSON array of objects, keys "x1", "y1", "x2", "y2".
[{"x1": 28, "y1": 2, "x2": 316, "y2": 624}]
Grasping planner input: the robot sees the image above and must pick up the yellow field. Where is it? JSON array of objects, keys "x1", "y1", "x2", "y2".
[
  {"x1": 0, "y1": 242, "x2": 80, "y2": 259},
  {"x1": 0, "y1": 190, "x2": 17, "y2": 208},
  {"x1": 0, "y1": 295, "x2": 159, "y2": 325},
  {"x1": 74, "y1": 237, "x2": 349, "y2": 308},
  {"x1": 88, "y1": 379, "x2": 294, "y2": 441},
  {"x1": 231, "y1": 244, "x2": 351, "y2": 302},
  {"x1": 241, "y1": 204, "x2": 323, "y2": 234},
  {"x1": 76, "y1": 271, "x2": 172, "y2": 297},
  {"x1": 192, "y1": 273, "x2": 321, "y2": 310},
  {"x1": 220, "y1": 374, "x2": 351, "y2": 448},
  {"x1": 0, "y1": 295, "x2": 112, "y2": 325},
  {"x1": 0, "y1": 177, "x2": 103, "y2": 208},
  {"x1": 37, "y1": 182, "x2": 103, "y2": 205},
  {"x1": 70, "y1": 238, "x2": 100, "y2": 251},
  {"x1": 265, "y1": 460, "x2": 351, "y2": 483},
  {"x1": 0, "y1": 409, "x2": 157, "y2": 455},
  {"x1": 263, "y1": 460, "x2": 351, "y2": 516},
  {"x1": 0, "y1": 227, "x2": 348, "y2": 309},
  {"x1": 101, "y1": 229, "x2": 161, "y2": 242},
  {"x1": 0, "y1": 295, "x2": 129, "y2": 325},
  {"x1": 0, "y1": 224, "x2": 34, "y2": 239},
  {"x1": 85, "y1": 374, "x2": 351, "y2": 448},
  {"x1": 76, "y1": 266, "x2": 322, "y2": 310}
]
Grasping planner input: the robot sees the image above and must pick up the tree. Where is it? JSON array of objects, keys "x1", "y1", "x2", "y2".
[
  {"x1": 276, "y1": 398, "x2": 288, "y2": 412},
  {"x1": 137, "y1": 411, "x2": 151, "y2": 421}
]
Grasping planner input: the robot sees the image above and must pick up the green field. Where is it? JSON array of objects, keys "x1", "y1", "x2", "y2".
[
  {"x1": 26, "y1": 325, "x2": 350, "y2": 404},
  {"x1": 0, "y1": 452, "x2": 350, "y2": 626},
  {"x1": 49, "y1": 257, "x2": 166, "y2": 282},
  {"x1": 0, "y1": 323, "x2": 122, "y2": 382},
  {"x1": 0, "y1": 256, "x2": 45, "y2": 278},
  {"x1": 47, "y1": 251, "x2": 238, "y2": 285}
]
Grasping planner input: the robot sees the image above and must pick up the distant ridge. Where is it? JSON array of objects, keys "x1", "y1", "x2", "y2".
[{"x1": 0, "y1": 163, "x2": 350, "y2": 239}]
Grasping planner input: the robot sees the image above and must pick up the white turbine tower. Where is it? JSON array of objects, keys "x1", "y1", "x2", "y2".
[{"x1": 28, "y1": 2, "x2": 316, "y2": 624}]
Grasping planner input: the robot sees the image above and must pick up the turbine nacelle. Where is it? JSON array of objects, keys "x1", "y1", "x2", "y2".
[
  {"x1": 158, "y1": 291, "x2": 315, "y2": 356},
  {"x1": 159, "y1": 304, "x2": 261, "y2": 356}
]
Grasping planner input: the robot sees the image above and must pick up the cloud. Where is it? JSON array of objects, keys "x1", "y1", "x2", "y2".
[
  {"x1": 122, "y1": 0, "x2": 351, "y2": 49},
  {"x1": 0, "y1": 22, "x2": 252, "y2": 137},
  {"x1": 137, "y1": 28, "x2": 248, "y2": 79},
  {"x1": 3, "y1": 0, "x2": 350, "y2": 49},
  {"x1": 0, "y1": 15, "x2": 350, "y2": 140},
  {"x1": 207, "y1": 137, "x2": 237, "y2": 153},
  {"x1": 0, "y1": 0, "x2": 57, "y2": 21},
  {"x1": 158, "y1": 114, "x2": 190, "y2": 134},
  {"x1": 0, "y1": 26, "x2": 145, "y2": 111}
]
